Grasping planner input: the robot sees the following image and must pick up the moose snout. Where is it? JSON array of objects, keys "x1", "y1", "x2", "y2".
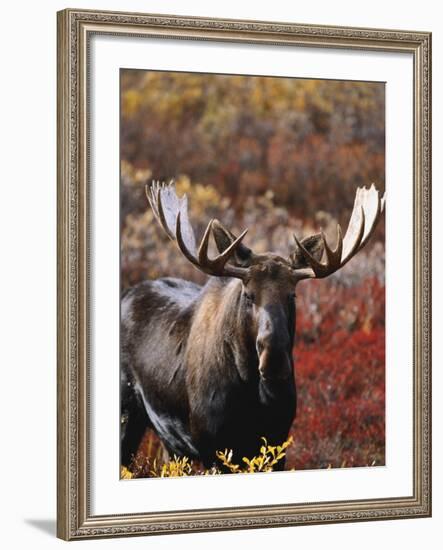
[
  {"x1": 256, "y1": 332, "x2": 284, "y2": 358},
  {"x1": 256, "y1": 319, "x2": 292, "y2": 381},
  {"x1": 256, "y1": 337, "x2": 266, "y2": 356}
]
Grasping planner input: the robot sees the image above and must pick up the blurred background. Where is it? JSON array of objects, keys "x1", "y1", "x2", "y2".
[{"x1": 121, "y1": 69, "x2": 385, "y2": 473}]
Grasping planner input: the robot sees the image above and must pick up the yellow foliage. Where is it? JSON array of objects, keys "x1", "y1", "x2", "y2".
[
  {"x1": 125, "y1": 437, "x2": 294, "y2": 479},
  {"x1": 120, "y1": 466, "x2": 133, "y2": 479},
  {"x1": 150, "y1": 455, "x2": 194, "y2": 477},
  {"x1": 121, "y1": 159, "x2": 152, "y2": 185},
  {"x1": 216, "y1": 436, "x2": 293, "y2": 474},
  {"x1": 175, "y1": 175, "x2": 227, "y2": 215},
  {"x1": 122, "y1": 89, "x2": 142, "y2": 117}
]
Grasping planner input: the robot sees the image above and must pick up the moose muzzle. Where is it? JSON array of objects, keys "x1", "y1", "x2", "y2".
[{"x1": 256, "y1": 304, "x2": 293, "y2": 381}]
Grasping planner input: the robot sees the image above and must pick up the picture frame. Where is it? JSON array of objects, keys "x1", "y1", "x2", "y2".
[{"x1": 57, "y1": 8, "x2": 431, "y2": 540}]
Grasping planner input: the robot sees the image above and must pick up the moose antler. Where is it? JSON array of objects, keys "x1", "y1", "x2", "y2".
[
  {"x1": 146, "y1": 181, "x2": 249, "y2": 279},
  {"x1": 292, "y1": 184, "x2": 385, "y2": 279}
]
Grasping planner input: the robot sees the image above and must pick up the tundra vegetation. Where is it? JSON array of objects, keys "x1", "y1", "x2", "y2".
[{"x1": 120, "y1": 71, "x2": 385, "y2": 477}]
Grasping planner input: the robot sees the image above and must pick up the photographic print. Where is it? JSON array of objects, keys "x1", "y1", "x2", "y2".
[{"x1": 119, "y1": 70, "x2": 386, "y2": 479}]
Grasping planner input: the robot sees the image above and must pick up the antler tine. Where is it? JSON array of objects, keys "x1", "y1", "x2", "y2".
[
  {"x1": 334, "y1": 224, "x2": 344, "y2": 264},
  {"x1": 146, "y1": 180, "x2": 248, "y2": 280},
  {"x1": 200, "y1": 226, "x2": 249, "y2": 277},
  {"x1": 197, "y1": 219, "x2": 214, "y2": 266},
  {"x1": 213, "y1": 228, "x2": 249, "y2": 267},
  {"x1": 293, "y1": 233, "x2": 328, "y2": 277},
  {"x1": 293, "y1": 185, "x2": 383, "y2": 280},
  {"x1": 145, "y1": 181, "x2": 158, "y2": 220},
  {"x1": 145, "y1": 181, "x2": 169, "y2": 238},
  {"x1": 381, "y1": 192, "x2": 386, "y2": 213},
  {"x1": 155, "y1": 181, "x2": 177, "y2": 241},
  {"x1": 358, "y1": 184, "x2": 382, "y2": 250},
  {"x1": 175, "y1": 210, "x2": 201, "y2": 268},
  {"x1": 341, "y1": 205, "x2": 366, "y2": 264},
  {"x1": 321, "y1": 224, "x2": 343, "y2": 272},
  {"x1": 176, "y1": 211, "x2": 248, "y2": 278}
]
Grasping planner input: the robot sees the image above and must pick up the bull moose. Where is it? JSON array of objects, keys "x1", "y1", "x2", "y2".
[{"x1": 121, "y1": 182, "x2": 385, "y2": 471}]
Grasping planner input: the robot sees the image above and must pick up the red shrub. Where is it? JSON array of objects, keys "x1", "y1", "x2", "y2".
[{"x1": 286, "y1": 277, "x2": 385, "y2": 470}]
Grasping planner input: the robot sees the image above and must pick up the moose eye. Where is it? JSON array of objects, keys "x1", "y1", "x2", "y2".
[
  {"x1": 289, "y1": 292, "x2": 296, "y2": 302},
  {"x1": 244, "y1": 292, "x2": 255, "y2": 304}
]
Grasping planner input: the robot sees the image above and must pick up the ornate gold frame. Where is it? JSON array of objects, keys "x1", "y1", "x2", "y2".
[{"x1": 57, "y1": 8, "x2": 431, "y2": 540}]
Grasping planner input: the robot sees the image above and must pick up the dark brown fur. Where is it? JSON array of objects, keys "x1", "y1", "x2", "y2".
[{"x1": 121, "y1": 261, "x2": 299, "y2": 470}]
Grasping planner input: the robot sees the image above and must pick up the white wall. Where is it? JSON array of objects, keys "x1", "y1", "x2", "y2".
[{"x1": 0, "y1": 1, "x2": 440, "y2": 548}]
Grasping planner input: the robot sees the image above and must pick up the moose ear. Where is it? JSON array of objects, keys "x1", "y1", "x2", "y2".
[
  {"x1": 290, "y1": 233, "x2": 324, "y2": 268},
  {"x1": 212, "y1": 219, "x2": 253, "y2": 267}
]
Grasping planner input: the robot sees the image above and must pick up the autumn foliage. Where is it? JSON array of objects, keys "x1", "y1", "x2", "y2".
[
  {"x1": 287, "y1": 277, "x2": 385, "y2": 469},
  {"x1": 120, "y1": 69, "x2": 385, "y2": 475},
  {"x1": 122, "y1": 437, "x2": 293, "y2": 478}
]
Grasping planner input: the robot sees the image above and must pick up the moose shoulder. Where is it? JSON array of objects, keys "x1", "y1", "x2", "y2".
[{"x1": 121, "y1": 182, "x2": 385, "y2": 471}]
